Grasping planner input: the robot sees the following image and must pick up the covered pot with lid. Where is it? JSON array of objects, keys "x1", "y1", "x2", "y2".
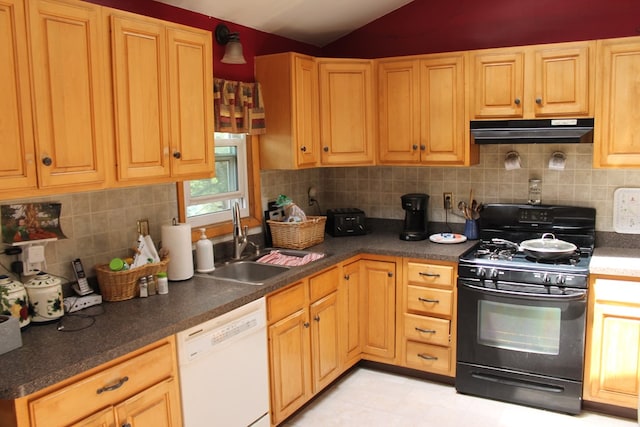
[
  {"x1": 24, "y1": 272, "x2": 63, "y2": 322},
  {"x1": 0, "y1": 275, "x2": 30, "y2": 327}
]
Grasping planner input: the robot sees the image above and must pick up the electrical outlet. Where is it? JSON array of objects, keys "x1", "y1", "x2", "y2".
[{"x1": 443, "y1": 192, "x2": 453, "y2": 210}]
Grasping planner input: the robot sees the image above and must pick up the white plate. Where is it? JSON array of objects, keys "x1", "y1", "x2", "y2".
[{"x1": 429, "y1": 233, "x2": 467, "y2": 244}]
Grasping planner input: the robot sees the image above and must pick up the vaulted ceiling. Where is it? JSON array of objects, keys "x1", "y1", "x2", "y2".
[{"x1": 153, "y1": 0, "x2": 413, "y2": 47}]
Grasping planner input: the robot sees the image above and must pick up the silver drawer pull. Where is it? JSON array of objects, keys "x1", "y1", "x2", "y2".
[
  {"x1": 97, "y1": 376, "x2": 129, "y2": 394},
  {"x1": 418, "y1": 297, "x2": 439, "y2": 303},
  {"x1": 419, "y1": 272, "x2": 440, "y2": 277},
  {"x1": 415, "y1": 327, "x2": 436, "y2": 334},
  {"x1": 417, "y1": 353, "x2": 438, "y2": 361}
]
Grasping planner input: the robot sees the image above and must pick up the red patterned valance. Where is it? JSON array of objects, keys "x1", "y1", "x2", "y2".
[{"x1": 213, "y1": 79, "x2": 266, "y2": 135}]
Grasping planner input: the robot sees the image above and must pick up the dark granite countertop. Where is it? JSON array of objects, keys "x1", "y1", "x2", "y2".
[{"x1": 0, "y1": 227, "x2": 476, "y2": 400}]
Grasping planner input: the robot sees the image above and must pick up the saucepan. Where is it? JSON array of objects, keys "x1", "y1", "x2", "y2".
[{"x1": 492, "y1": 233, "x2": 577, "y2": 260}]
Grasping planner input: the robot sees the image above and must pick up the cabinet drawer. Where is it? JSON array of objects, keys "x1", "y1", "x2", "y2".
[
  {"x1": 30, "y1": 341, "x2": 174, "y2": 427},
  {"x1": 309, "y1": 266, "x2": 339, "y2": 302},
  {"x1": 406, "y1": 286, "x2": 453, "y2": 317},
  {"x1": 407, "y1": 262, "x2": 454, "y2": 288},
  {"x1": 268, "y1": 281, "x2": 306, "y2": 323},
  {"x1": 404, "y1": 313, "x2": 450, "y2": 346},
  {"x1": 405, "y1": 341, "x2": 451, "y2": 373}
]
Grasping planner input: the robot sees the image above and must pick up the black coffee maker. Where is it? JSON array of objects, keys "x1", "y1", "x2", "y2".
[{"x1": 400, "y1": 193, "x2": 429, "y2": 241}]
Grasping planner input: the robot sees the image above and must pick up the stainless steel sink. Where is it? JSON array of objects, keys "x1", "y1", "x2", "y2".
[{"x1": 205, "y1": 261, "x2": 290, "y2": 285}]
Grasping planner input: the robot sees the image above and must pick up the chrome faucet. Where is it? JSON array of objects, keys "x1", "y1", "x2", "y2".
[{"x1": 232, "y1": 201, "x2": 247, "y2": 260}]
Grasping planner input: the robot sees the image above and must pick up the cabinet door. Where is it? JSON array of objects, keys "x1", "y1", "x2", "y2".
[
  {"x1": 419, "y1": 54, "x2": 466, "y2": 164},
  {"x1": 27, "y1": 0, "x2": 107, "y2": 188},
  {"x1": 115, "y1": 378, "x2": 182, "y2": 427},
  {"x1": 318, "y1": 60, "x2": 375, "y2": 165},
  {"x1": 166, "y1": 25, "x2": 214, "y2": 179},
  {"x1": 361, "y1": 260, "x2": 396, "y2": 359},
  {"x1": 377, "y1": 59, "x2": 421, "y2": 164},
  {"x1": 588, "y1": 301, "x2": 640, "y2": 408},
  {"x1": 111, "y1": 14, "x2": 170, "y2": 181},
  {"x1": 268, "y1": 309, "x2": 312, "y2": 425},
  {"x1": 310, "y1": 291, "x2": 340, "y2": 393},
  {"x1": 472, "y1": 50, "x2": 524, "y2": 118},
  {"x1": 342, "y1": 261, "x2": 362, "y2": 365},
  {"x1": 0, "y1": 0, "x2": 37, "y2": 193},
  {"x1": 533, "y1": 44, "x2": 592, "y2": 117},
  {"x1": 293, "y1": 55, "x2": 320, "y2": 167},
  {"x1": 70, "y1": 407, "x2": 115, "y2": 427},
  {"x1": 594, "y1": 37, "x2": 640, "y2": 167}
]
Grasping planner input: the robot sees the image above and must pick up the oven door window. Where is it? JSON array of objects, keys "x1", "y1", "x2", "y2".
[{"x1": 478, "y1": 300, "x2": 561, "y2": 355}]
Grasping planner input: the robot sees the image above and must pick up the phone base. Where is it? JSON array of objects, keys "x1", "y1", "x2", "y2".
[{"x1": 64, "y1": 294, "x2": 102, "y2": 313}]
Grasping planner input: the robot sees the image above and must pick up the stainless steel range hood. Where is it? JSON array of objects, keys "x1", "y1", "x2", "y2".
[{"x1": 471, "y1": 118, "x2": 594, "y2": 144}]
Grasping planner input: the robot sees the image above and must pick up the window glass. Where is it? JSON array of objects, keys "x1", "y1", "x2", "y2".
[
  {"x1": 478, "y1": 300, "x2": 561, "y2": 355},
  {"x1": 183, "y1": 133, "x2": 248, "y2": 227}
]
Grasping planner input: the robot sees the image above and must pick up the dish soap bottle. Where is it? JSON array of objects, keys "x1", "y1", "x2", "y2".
[{"x1": 195, "y1": 228, "x2": 215, "y2": 273}]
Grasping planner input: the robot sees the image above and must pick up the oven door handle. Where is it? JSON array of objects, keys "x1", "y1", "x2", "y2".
[{"x1": 459, "y1": 282, "x2": 587, "y2": 302}]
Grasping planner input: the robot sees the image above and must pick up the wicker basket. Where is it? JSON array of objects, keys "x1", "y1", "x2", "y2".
[
  {"x1": 267, "y1": 216, "x2": 326, "y2": 250},
  {"x1": 95, "y1": 257, "x2": 169, "y2": 302}
]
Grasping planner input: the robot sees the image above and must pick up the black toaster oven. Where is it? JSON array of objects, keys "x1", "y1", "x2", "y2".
[{"x1": 326, "y1": 208, "x2": 367, "y2": 237}]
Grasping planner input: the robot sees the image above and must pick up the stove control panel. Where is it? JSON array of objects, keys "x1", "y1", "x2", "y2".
[{"x1": 459, "y1": 263, "x2": 588, "y2": 288}]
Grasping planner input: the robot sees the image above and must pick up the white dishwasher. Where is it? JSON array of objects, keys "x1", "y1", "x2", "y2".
[{"x1": 177, "y1": 297, "x2": 270, "y2": 427}]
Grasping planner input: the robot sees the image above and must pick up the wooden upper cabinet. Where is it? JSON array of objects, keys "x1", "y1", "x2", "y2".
[
  {"x1": 472, "y1": 49, "x2": 525, "y2": 118},
  {"x1": 111, "y1": 14, "x2": 170, "y2": 181},
  {"x1": 471, "y1": 41, "x2": 594, "y2": 119},
  {"x1": 166, "y1": 25, "x2": 214, "y2": 178},
  {"x1": 318, "y1": 59, "x2": 375, "y2": 166},
  {"x1": 255, "y1": 52, "x2": 320, "y2": 169},
  {"x1": 111, "y1": 12, "x2": 213, "y2": 182},
  {"x1": 378, "y1": 53, "x2": 475, "y2": 166},
  {"x1": 27, "y1": 0, "x2": 108, "y2": 189},
  {"x1": 533, "y1": 44, "x2": 592, "y2": 117},
  {"x1": 419, "y1": 54, "x2": 468, "y2": 164},
  {"x1": 377, "y1": 59, "x2": 421, "y2": 164},
  {"x1": 594, "y1": 36, "x2": 640, "y2": 168},
  {"x1": 0, "y1": 0, "x2": 37, "y2": 193}
]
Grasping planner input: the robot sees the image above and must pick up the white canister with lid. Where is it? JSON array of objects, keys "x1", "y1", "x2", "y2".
[
  {"x1": 24, "y1": 272, "x2": 63, "y2": 322},
  {"x1": 0, "y1": 275, "x2": 30, "y2": 328}
]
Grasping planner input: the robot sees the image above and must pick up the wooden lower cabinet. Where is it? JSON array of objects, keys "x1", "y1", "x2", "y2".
[
  {"x1": 267, "y1": 256, "x2": 399, "y2": 425},
  {"x1": 267, "y1": 266, "x2": 341, "y2": 426},
  {"x1": 399, "y1": 259, "x2": 457, "y2": 377},
  {"x1": 7, "y1": 337, "x2": 182, "y2": 427},
  {"x1": 584, "y1": 276, "x2": 640, "y2": 409},
  {"x1": 360, "y1": 258, "x2": 397, "y2": 361}
]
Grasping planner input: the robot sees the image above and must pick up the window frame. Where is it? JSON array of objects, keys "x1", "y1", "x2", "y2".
[
  {"x1": 177, "y1": 135, "x2": 262, "y2": 242},
  {"x1": 182, "y1": 135, "x2": 249, "y2": 227}
]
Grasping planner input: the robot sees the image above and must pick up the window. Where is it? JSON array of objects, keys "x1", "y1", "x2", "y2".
[{"x1": 183, "y1": 133, "x2": 249, "y2": 228}]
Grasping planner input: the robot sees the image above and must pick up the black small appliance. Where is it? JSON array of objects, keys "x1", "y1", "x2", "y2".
[
  {"x1": 400, "y1": 193, "x2": 429, "y2": 241},
  {"x1": 326, "y1": 208, "x2": 367, "y2": 237}
]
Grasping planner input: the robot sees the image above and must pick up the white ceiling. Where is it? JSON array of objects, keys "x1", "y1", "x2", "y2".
[{"x1": 154, "y1": 0, "x2": 413, "y2": 47}]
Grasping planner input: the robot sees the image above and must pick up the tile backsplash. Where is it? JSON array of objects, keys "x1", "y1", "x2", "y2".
[
  {"x1": 261, "y1": 144, "x2": 640, "y2": 234},
  {"x1": 2, "y1": 143, "x2": 638, "y2": 281},
  {"x1": 0, "y1": 184, "x2": 178, "y2": 281}
]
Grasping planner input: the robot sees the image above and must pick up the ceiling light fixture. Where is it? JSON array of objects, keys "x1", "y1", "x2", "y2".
[{"x1": 215, "y1": 24, "x2": 247, "y2": 65}]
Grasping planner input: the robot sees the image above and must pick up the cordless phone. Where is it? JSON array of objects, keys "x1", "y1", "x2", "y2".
[{"x1": 71, "y1": 258, "x2": 93, "y2": 296}]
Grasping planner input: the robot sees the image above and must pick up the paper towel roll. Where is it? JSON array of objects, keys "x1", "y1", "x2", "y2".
[{"x1": 161, "y1": 223, "x2": 194, "y2": 281}]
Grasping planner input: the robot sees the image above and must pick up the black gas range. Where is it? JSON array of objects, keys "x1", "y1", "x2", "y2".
[
  {"x1": 459, "y1": 203, "x2": 595, "y2": 286},
  {"x1": 456, "y1": 203, "x2": 596, "y2": 415}
]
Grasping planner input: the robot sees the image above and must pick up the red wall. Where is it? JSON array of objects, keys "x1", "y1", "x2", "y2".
[
  {"x1": 86, "y1": 0, "x2": 640, "y2": 78},
  {"x1": 324, "y1": 0, "x2": 640, "y2": 58},
  {"x1": 85, "y1": 0, "x2": 321, "y2": 82}
]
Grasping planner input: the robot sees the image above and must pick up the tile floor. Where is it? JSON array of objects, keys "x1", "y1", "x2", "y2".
[{"x1": 282, "y1": 367, "x2": 637, "y2": 427}]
